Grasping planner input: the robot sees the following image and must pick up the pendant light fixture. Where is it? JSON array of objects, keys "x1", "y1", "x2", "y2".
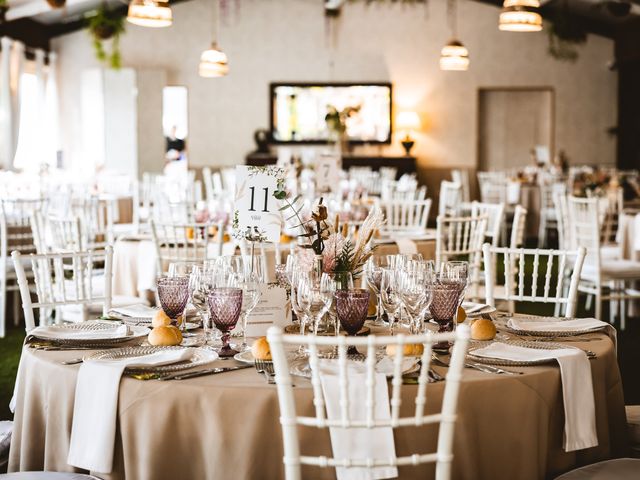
[
  {"x1": 499, "y1": 0, "x2": 543, "y2": 32},
  {"x1": 127, "y1": 0, "x2": 172, "y2": 28},
  {"x1": 199, "y1": 0, "x2": 229, "y2": 77},
  {"x1": 440, "y1": 0, "x2": 469, "y2": 71}
]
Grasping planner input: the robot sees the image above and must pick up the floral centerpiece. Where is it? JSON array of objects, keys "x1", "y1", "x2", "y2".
[{"x1": 274, "y1": 186, "x2": 383, "y2": 280}]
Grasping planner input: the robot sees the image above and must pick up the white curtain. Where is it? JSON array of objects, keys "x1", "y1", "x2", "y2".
[
  {"x1": 0, "y1": 37, "x2": 24, "y2": 170},
  {"x1": 46, "y1": 52, "x2": 60, "y2": 167}
]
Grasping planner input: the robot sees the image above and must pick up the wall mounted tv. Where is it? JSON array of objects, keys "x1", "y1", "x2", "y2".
[{"x1": 270, "y1": 82, "x2": 392, "y2": 144}]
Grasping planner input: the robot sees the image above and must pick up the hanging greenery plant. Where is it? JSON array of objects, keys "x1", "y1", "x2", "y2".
[
  {"x1": 87, "y1": 4, "x2": 125, "y2": 69},
  {"x1": 547, "y1": 1, "x2": 587, "y2": 62}
]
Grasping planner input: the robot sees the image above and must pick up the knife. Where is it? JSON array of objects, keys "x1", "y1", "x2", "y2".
[{"x1": 159, "y1": 364, "x2": 252, "y2": 381}]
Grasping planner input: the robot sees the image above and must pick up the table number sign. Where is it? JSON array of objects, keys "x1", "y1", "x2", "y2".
[
  {"x1": 233, "y1": 165, "x2": 284, "y2": 243},
  {"x1": 245, "y1": 283, "x2": 291, "y2": 337},
  {"x1": 315, "y1": 153, "x2": 341, "y2": 192}
]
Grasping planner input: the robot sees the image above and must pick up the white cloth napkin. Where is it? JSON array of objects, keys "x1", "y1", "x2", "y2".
[
  {"x1": 634, "y1": 214, "x2": 640, "y2": 251},
  {"x1": 507, "y1": 181, "x2": 521, "y2": 204},
  {"x1": 393, "y1": 237, "x2": 418, "y2": 255},
  {"x1": 472, "y1": 343, "x2": 597, "y2": 452},
  {"x1": 68, "y1": 348, "x2": 193, "y2": 473},
  {"x1": 30, "y1": 324, "x2": 130, "y2": 340},
  {"x1": 508, "y1": 317, "x2": 608, "y2": 333},
  {"x1": 110, "y1": 304, "x2": 158, "y2": 319},
  {"x1": 318, "y1": 360, "x2": 398, "y2": 480}
]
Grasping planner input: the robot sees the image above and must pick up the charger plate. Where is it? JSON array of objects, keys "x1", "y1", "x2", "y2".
[
  {"x1": 84, "y1": 345, "x2": 218, "y2": 373},
  {"x1": 29, "y1": 321, "x2": 149, "y2": 345},
  {"x1": 467, "y1": 340, "x2": 582, "y2": 367},
  {"x1": 505, "y1": 317, "x2": 606, "y2": 338}
]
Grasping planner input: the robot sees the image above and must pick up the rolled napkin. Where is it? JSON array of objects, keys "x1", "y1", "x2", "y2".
[
  {"x1": 472, "y1": 343, "x2": 597, "y2": 452},
  {"x1": 68, "y1": 348, "x2": 193, "y2": 473},
  {"x1": 318, "y1": 360, "x2": 398, "y2": 480},
  {"x1": 393, "y1": 237, "x2": 418, "y2": 255},
  {"x1": 29, "y1": 323, "x2": 130, "y2": 341},
  {"x1": 110, "y1": 304, "x2": 158, "y2": 319}
]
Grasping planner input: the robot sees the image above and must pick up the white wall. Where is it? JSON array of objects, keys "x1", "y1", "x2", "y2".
[{"x1": 53, "y1": 0, "x2": 617, "y2": 174}]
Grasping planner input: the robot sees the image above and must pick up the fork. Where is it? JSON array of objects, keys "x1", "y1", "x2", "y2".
[
  {"x1": 432, "y1": 353, "x2": 523, "y2": 375},
  {"x1": 254, "y1": 359, "x2": 276, "y2": 384}
]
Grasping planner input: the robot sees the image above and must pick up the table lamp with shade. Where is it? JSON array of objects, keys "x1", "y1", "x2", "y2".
[{"x1": 396, "y1": 111, "x2": 421, "y2": 156}]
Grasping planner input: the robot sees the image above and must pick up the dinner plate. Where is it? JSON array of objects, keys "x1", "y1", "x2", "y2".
[
  {"x1": 505, "y1": 318, "x2": 606, "y2": 337},
  {"x1": 467, "y1": 340, "x2": 579, "y2": 367},
  {"x1": 234, "y1": 350, "x2": 255, "y2": 364},
  {"x1": 110, "y1": 316, "x2": 201, "y2": 331},
  {"x1": 29, "y1": 321, "x2": 149, "y2": 345},
  {"x1": 375, "y1": 232, "x2": 435, "y2": 243},
  {"x1": 289, "y1": 356, "x2": 420, "y2": 379},
  {"x1": 85, "y1": 345, "x2": 219, "y2": 373},
  {"x1": 462, "y1": 302, "x2": 496, "y2": 317}
]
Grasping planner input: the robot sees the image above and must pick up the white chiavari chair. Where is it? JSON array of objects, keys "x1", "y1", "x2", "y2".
[
  {"x1": 379, "y1": 167, "x2": 397, "y2": 181},
  {"x1": 482, "y1": 243, "x2": 586, "y2": 318},
  {"x1": 451, "y1": 169, "x2": 470, "y2": 203},
  {"x1": 568, "y1": 195, "x2": 640, "y2": 327},
  {"x1": 470, "y1": 201, "x2": 505, "y2": 248},
  {"x1": 150, "y1": 220, "x2": 215, "y2": 274},
  {"x1": 69, "y1": 196, "x2": 115, "y2": 249},
  {"x1": 438, "y1": 181, "x2": 462, "y2": 217},
  {"x1": 380, "y1": 199, "x2": 432, "y2": 235},
  {"x1": 46, "y1": 216, "x2": 84, "y2": 252},
  {"x1": 538, "y1": 181, "x2": 567, "y2": 248},
  {"x1": 0, "y1": 198, "x2": 48, "y2": 337},
  {"x1": 221, "y1": 167, "x2": 237, "y2": 194},
  {"x1": 202, "y1": 167, "x2": 223, "y2": 204},
  {"x1": 509, "y1": 205, "x2": 527, "y2": 249},
  {"x1": 477, "y1": 171, "x2": 509, "y2": 205},
  {"x1": 12, "y1": 247, "x2": 113, "y2": 331},
  {"x1": 267, "y1": 325, "x2": 470, "y2": 480},
  {"x1": 435, "y1": 214, "x2": 488, "y2": 300}
]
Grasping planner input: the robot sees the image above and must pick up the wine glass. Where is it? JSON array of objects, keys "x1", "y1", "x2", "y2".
[
  {"x1": 364, "y1": 257, "x2": 386, "y2": 327},
  {"x1": 227, "y1": 270, "x2": 261, "y2": 351},
  {"x1": 156, "y1": 275, "x2": 190, "y2": 327},
  {"x1": 428, "y1": 275, "x2": 463, "y2": 353},
  {"x1": 168, "y1": 261, "x2": 201, "y2": 278},
  {"x1": 190, "y1": 267, "x2": 216, "y2": 345},
  {"x1": 442, "y1": 260, "x2": 469, "y2": 321},
  {"x1": 397, "y1": 269, "x2": 432, "y2": 334},
  {"x1": 380, "y1": 268, "x2": 402, "y2": 334},
  {"x1": 297, "y1": 275, "x2": 332, "y2": 336},
  {"x1": 335, "y1": 289, "x2": 370, "y2": 356},
  {"x1": 207, "y1": 287, "x2": 243, "y2": 357}
]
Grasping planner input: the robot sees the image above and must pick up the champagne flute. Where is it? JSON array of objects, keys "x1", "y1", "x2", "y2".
[{"x1": 364, "y1": 257, "x2": 385, "y2": 327}]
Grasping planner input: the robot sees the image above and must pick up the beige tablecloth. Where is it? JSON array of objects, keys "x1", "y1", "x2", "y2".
[{"x1": 8, "y1": 330, "x2": 627, "y2": 480}]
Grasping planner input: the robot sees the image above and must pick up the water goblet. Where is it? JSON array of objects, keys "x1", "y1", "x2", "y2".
[
  {"x1": 428, "y1": 276, "x2": 463, "y2": 353},
  {"x1": 207, "y1": 288, "x2": 243, "y2": 358},
  {"x1": 380, "y1": 268, "x2": 402, "y2": 334},
  {"x1": 335, "y1": 289, "x2": 370, "y2": 356},
  {"x1": 190, "y1": 267, "x2": 216, "y2": 345},
  {"x1": 156, "y1": 276, "x2": 190, "y2": 328},
  {"x1": 321, "y1": 271, "x2": 353, "y2": 335},
  {"x1": 364, "y1": 258, "x2": 386, "y2": 327}
]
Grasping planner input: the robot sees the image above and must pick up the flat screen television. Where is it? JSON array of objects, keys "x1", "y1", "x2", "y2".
[{"x1": 270, "y1": 82, "x2": 392, "y2": 144}]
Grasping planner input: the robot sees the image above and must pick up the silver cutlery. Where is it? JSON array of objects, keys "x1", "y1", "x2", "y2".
[
  {"x1": 432, "y1": 353, "x2": 523, "y2": 375},
  {"x1": 254, "y1": 359, "x2": 276, "y2": 384},
  {"x1": 61, "y1": 358, "x2": 84, "y2": 365},
  {"x1": 159, "y1": 364, "x2": 252, "y2": 381}
]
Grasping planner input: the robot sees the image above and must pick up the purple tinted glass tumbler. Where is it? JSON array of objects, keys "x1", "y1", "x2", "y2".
[
  {"x1": 335, "y1": 289, "x2": 370, "y2": 356},
  {"x1": 207, "y1": 288, "x2": 243, "y2": 357},
  {"x1": 157, "y1": 276, "x2": 190, "y2": 322},
  {"x1": 428, "y1": 280, "x2": 463, "y2": 353}
]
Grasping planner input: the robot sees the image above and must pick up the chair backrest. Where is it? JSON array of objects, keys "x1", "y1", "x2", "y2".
[
  {"x1": 379, "y1": 166, "x2": 397, "y2": 181},
  {"x1": 451, "y1": 169, "x2": 470, "y2": 203},
  {"x1": 482, "y1": 243, "x2": 586, "y2": 318},
  {"x1": 46, "y1": 216, "x2": 85, "y2": 252},
  {"x1": 0, "y1": 198, "x2": 47, "y2": 262},
  {"x1": 509, "y1": 205, "x2": 527, "y2": 249},
  {"x1": 221, "y1": 167, "x2": 236, "y2": 193},
  {"x1": 539, "y1": 181, "x2": 567, "y2": 214},
  {"x1": 567, "y1": 196, "x2": 601, "y2": 270},
  {"x1": 267, "y1": 325, "x2": 470, "y2": 480},
  {"x1": 435, "y1": 214, "x2": 488, "y2": 298},
  {"x1": 470, "y1": 201, "x2": 505, "y2": 247},
  {"x1": 69, "y1": 196, "x2": 114, "y2": 248},
  {"x1": 12, "y1": 247, "x2": 113, "y2": 331},
  {"x1": 477, "y1": 171, "x2": 508, "y2": 205},
  {"x1": 150, "y1": 220, "x2": 213, "y2": 274},
  {"x1": 553, "y1": 193, "x2": 571, "y2": 250},
  {"x1": 202, "y1": 167, "x2": 215, "y2": 204},
  {"x1": 380, "y1": 199, "x2": 432, "y2": 233},
  {"x1": 438, "y1": 181, "x2": 462, "y2": 217},
  {"x1": 381, "y1": 178, "x2": 425, "y2": 201}
]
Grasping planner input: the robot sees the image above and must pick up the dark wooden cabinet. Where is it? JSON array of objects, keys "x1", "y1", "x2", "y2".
[{"x1": 245, "y1": 152, "x2": 416, "y2": 179}]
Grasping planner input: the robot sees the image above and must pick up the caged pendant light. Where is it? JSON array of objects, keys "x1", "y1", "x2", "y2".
[
  {"x1": 499, "y1": 0, "x2": 543, "y2": 32},
  {"x1": 127, "y1": 0, "x2": 173, "y2": 28},
  {"x1": 199, "y1": 0, "x2": 229, "y2": 77},
  {"x1": 440, "y1": 0, "x2": 469, "y2": 71}
]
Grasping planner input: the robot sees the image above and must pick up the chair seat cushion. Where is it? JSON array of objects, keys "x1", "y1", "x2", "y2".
[
  {"x1": 582, "y1": 259, "x2": 640, "y2": 280},
  {"x1": 554, "y1": 458, "x2": 640, "y2": 479},
  {"x1": 626, "y1": 405, "x2": 640, "y2": 445}
]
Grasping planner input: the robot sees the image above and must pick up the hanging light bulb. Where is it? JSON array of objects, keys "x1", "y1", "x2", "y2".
[
  {"x1": 199, "y1": 43, "x2": 229, "y2": 77},
  {"x1": 127, "y1": 0, "x2": 173, "y2": 28},
  {"x1": 499, "y1": 0, "x2": 543, "y2": 32},
  {"x1": 440, "y1": 40, "x2": 469, "y2": 71},
  {"x1": 199, "y1": 0, "x2": 228, "y2": 77}
]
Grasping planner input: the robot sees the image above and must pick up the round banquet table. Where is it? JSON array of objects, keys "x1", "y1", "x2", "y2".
[{"x1": 8, "y1": 330, "x2": 627, "y2": 480}]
